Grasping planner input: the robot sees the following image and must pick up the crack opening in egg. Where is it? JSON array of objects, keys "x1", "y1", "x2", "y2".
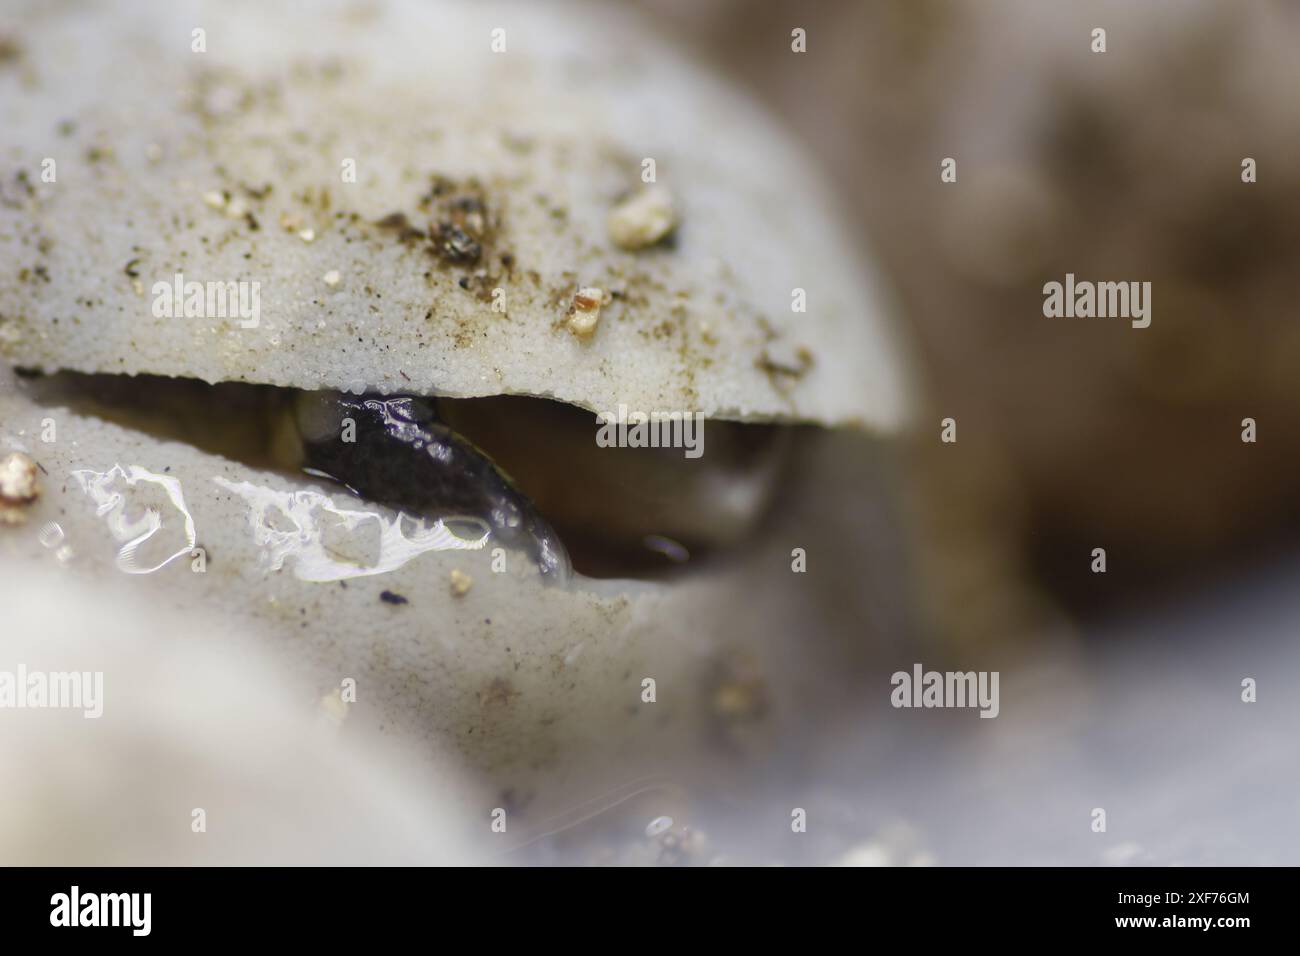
[{"x1": 15, "y1": 370, "x2": 791, "y2": 579}]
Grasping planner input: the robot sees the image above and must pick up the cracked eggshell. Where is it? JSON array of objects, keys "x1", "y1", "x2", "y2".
[
  {"x1": 0, "y1": 0, "x2": 909, "y2": 430},
  {"x1": 0, "y1": 368, "x2": 917, "y2": 827},
  {"x1": 0, "y1": 377, "x2": 723, "y2": 816}
]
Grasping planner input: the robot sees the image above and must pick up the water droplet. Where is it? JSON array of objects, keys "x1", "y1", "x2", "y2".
[
  {"x1": 71, "y1": 464, "x2": 196, "y2": 573},
  {"x1": 37, "y1": 521, "x2": 65, "y2": 549},
  {"x1": 645, "y1": 816, "x2": 674, "y2": 839},
  {"x1": 213, "y1": 477, "x2": 490, "y2": 582}
]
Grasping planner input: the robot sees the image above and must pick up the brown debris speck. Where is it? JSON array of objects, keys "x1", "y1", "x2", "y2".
[
  {"x1": 756, "y1": 344, "x2": 815, "y2": 391},
  {"x1": 478, "y1": 677, "x2": 517, "y2": 709},
  {"x1": 0, "y1": 35, "x2": 22, "y2": 64},
  {"x1": 434, "y1": 221, "x2": 482, "y2": 264},
  {"x1": 424, "y1": 180, "x2": 496, "y2": 266},
  {"x1": 375, "y1": 211, "x2": 426, "y2": 243}
]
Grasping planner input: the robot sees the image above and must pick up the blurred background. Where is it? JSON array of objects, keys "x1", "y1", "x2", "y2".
[
  {"x1": 582, "y1": 0, "x2": 1300, "y2": 865},
  {"x1": 636, "y1": 0, "x2": 1300, "y2": 647}
]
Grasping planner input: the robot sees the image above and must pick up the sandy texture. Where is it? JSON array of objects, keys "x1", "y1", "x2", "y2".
[{"x1": 0, "y1": 0, "x2": 909, "y2": 430}]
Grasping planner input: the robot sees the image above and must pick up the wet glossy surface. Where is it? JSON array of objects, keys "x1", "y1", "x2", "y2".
[{"x1": 295, "y1": 392, "x2": 569, "y2": 581}]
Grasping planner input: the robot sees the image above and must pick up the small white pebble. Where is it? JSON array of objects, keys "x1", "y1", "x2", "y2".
[
  {"x1": 565, "y1": 287, "x2": 606, "y2": 340},
  {"x1": 322, "y1": 269, "x2": 341, "y2": 287},
  {"x1": 202, "y1": 190, "x2": 226, "y2": 210},
  {"x1": 298, "y1": 228, "x2": 316, "y2": 243},
  {"x1": 450, "y1": 569, "x2": 473, "y2": 596},
  {"x1": 0, "y1": 451, "x2": 40, "y2": 524},
  {"x1": 607, "y1": 186, "x2": 677, "y2": 250}
]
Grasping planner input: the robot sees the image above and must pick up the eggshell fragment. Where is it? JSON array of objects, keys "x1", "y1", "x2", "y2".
[{"x1": 0, "y1": 0, "x2": 910, "y2": 431}]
